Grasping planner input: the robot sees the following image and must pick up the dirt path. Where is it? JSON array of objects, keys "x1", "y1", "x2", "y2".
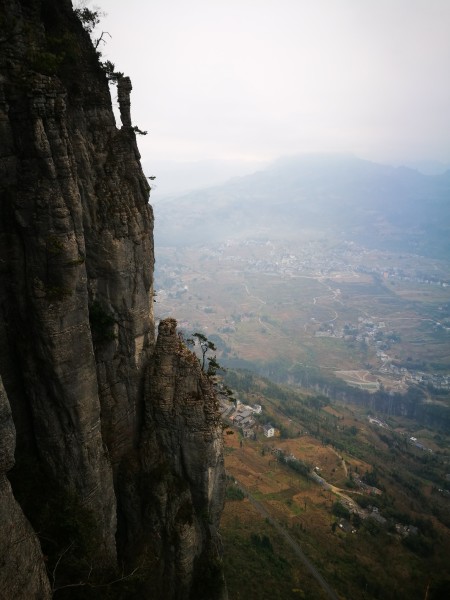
[
  {"x1": 329, "y1": 447, "x2": 348, "y2": 478},
  {"x1": 243, "y1": 283, "x2": 266, "y2": 305}
]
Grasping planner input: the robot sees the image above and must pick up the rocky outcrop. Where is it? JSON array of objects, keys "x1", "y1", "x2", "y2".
[
  {"x1": 116, "y1": 318, "x2": 227, "y2": 599},
  {"x1": 0, "y1": 1, "x2": 226, "y2": 597},
  {"x1": 0, "y1": 377, "x2": 51, "y2": 599},
  {"x1": 144, "y1": 318, "x2": 226, "y2": 597}
]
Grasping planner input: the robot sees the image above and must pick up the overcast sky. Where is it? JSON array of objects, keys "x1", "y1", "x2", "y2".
[{"x1": 97, "y1": 0, "x2": 450, "y2": 173}]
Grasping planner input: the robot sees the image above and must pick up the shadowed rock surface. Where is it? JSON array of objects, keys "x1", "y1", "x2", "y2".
[
  {"x1": 0, "y1": 376, "x2": 52, "y2": 599},
  {"x1": 0, "y1": 1, "x2": 226, "y2": 597}
]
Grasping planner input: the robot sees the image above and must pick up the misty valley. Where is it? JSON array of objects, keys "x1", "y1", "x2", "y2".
[
  {"x1": 154, "y1": 155, "x2": 450, "y2": 599},
  {"x1": 2, "y1": 2, "x2": 450, "y2": 599}
]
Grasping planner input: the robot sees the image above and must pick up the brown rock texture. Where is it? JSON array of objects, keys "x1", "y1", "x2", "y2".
[{"x1": 0, "y1": 1, "x2": 226, "y2": 598}]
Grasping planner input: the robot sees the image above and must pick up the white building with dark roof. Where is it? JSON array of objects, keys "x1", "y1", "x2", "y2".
[{"x1": 263, "y1": 423, "x2": 275, "y2": 438}]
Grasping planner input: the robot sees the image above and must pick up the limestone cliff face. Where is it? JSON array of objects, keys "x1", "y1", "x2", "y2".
[
  {"x1": 0, "y1": 377, "x2": 51, "y2": 599},
  {"x1": 0, "y1": 1, "x2": 226, "y2": 598}
]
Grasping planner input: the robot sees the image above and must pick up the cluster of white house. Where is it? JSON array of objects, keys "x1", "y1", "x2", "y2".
[{"x1": 219, "y1": 397, "x2": 276, "y2": 438}]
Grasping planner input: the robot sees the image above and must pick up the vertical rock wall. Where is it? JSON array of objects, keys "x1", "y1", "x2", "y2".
[
  {"x1": 0, "y1": 377, "x2": 51, "y2": 599},
  {"x1": 0, "y1": 0, "x2": 226, "y2": 597},
  {"x1": 142, "y1": 319, "x2": 226, "y2": 598}
]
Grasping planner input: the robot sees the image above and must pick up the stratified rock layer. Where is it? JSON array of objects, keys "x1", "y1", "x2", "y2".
[{"x1": 0, "y1": 1, "x2": 226, "y2": 597}]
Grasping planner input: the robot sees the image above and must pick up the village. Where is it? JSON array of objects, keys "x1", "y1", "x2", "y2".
[
  {"x1": 155, "y1": 236, "x2": 450, "y2": 396},
  {"x1": 219, "y1": 395, "x2": 271, "y2": 439},
  {"x1": 315, "y1": 316, "x2": 450, "y2": 391},
  {"x1": 156, "y1": 237, "x2": 450, "y2": 298},
  {"x1": 220, "y1": 393, "x2": 423, "y2": 544}
]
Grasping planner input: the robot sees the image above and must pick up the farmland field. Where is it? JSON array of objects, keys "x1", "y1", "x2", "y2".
[
  {"x1": 155, "y1": 237, "x2": 450, "y2": 398},
  {"x1": 219, "y1": 379, "x2": 450, "y2": 600}
]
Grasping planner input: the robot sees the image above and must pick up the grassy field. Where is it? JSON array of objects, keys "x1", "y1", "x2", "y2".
[{"x1": 221, "y1": 497, "x2": 330, "y2": 600}]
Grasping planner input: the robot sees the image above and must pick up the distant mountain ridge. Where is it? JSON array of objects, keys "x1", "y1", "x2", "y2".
[{"x1": 155, "y1": 155, "x2": 450, "y2": 259}]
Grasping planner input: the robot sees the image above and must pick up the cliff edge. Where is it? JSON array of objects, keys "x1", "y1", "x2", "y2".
[{"x1": 0, "y1": 1, "x2": 226, "y2": 597}]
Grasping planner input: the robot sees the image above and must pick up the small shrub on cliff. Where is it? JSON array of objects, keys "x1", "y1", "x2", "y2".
[
  {"x1": 101, "y1": 60, "x2": 124, "y2": 83},
  {"x1": 132, "y1": 125, "x2": 148, "y2": 136},
  {"x1": 74, "y1": 6, "x2": 101, "y2": 35}
]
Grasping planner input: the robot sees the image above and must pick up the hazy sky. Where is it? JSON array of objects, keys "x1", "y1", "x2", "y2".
[{"x1": 97, "y1": 0, "x2": 450, "y2": 168}]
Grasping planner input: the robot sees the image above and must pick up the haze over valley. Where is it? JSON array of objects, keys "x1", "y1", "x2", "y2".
[
  {"x1": 2, "y1": 2, "x2": 450, "y2": 599},
  {"x1": 154, "y1": 155, "x2": 450, "y2": 406},
  {"x1": 100, "y1": 1, "x2": 450, "y2": 597},
  {"x1": 153, "y1": 154, "x2": 450, "y2": 599},
  {"x1": 154, "y1": 155, "x2": 450, "y2": 256}
]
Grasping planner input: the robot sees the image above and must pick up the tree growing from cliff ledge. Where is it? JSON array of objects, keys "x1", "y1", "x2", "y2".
[
  {"x1": 187, "y1": 332, "x2": 227, "y2": 375},
  {"x1": 185, "y1": 332, "x2": 235, "y2": 402},
  {"x1": 74, "y1": 6, "x2": 101, "y2": 34},
  {"x1": 75, "y1": 4, "x2": 110, "y2": 51},
  {"x1": 187, "y1": 332, "x2": 217, "y2": 372}
]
